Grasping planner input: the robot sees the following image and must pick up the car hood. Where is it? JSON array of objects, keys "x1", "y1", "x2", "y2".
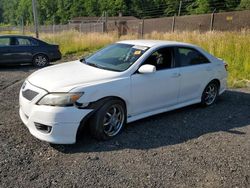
[{"x1": 28, "y1": 61, "x2": 120, "y2": 92}]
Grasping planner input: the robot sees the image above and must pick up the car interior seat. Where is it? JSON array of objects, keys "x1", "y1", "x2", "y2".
[
  {"x1": 186, "y1": 51, "x2": 198, "y2": 65},
  {"x1": 156, "y1": 50, "x2": 173, "y2": 70}
]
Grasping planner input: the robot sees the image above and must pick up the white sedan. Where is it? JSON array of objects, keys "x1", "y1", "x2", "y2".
[{"x1": 19, "y1": 40, "x2": 228, "y2": 144}]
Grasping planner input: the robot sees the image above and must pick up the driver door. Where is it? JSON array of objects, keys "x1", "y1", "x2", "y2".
[{"x1": 130, "y1": 47, "x2": 180, "y2": 116}]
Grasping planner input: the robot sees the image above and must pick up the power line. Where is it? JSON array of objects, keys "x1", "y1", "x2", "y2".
[{"x1": 123, "y1": 0, "x2": 246, "y2": 19}]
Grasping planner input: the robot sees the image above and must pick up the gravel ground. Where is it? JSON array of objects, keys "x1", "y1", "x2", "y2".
[{"x1": 0, "y1": 63, "x2": 249, "y2": 188}]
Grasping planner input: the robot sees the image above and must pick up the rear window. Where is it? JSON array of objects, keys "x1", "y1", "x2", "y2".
[{"x1": 176, "y1": 47, "x2": 210, "y2": 67}]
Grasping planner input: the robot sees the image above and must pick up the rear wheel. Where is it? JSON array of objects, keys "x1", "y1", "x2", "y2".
[
  {"x1": 201, "y1": 81, "x2": 219, "y2": 106},
  {"x1": 33, "y1": 54, "x2": 49, "y2": 67},
  {"x1": 89, "y1": 99, "x2": 126, "y2": 140}
]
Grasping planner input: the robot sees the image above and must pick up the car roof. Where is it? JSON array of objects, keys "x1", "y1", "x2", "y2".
[
  {"x1": 0, "y1": 35, "x2": 34, "y2": 39},
  {"x1": 117, "y1": 40, "x2": 197, "y2": 48}
]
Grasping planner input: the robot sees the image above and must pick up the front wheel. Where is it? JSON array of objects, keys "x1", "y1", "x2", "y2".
[
  {"x1": 32, "y1": 54, "x2": 49, "y2": 67},
  {"x1": 89, "y1": 99, "x2": 126, "y2": 140},
  {"x1": 201, "y1": 82, "x2": 219, "y2": 106}
]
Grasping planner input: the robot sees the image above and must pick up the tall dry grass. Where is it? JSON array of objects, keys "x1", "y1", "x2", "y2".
[
  {"x1": 41, "y1": 31, "x2": 118, "y2": 56},
  {"x1": 39, "y1": 30, "x2": 250, "y2": 88},
  {"x1": 143, "y1": 31, "x2": 250, "y2": 88}
]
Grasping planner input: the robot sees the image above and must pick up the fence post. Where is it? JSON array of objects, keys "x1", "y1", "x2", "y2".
[
  {"x1": 210, "y1": 9, "x2": 216, "y2": 31},
  {"x1": 102, "y1": 11, "x2": 105, "y2": 32},
  {"x1": 117, "y1": 12, "x2": 123, "y2": 37},
  {"x1": 140, "y1": 18, "x2": 144, "y2": 38},
  {"x1": 102, "y1": 22, "x2": 104, "y2": 33},
  {"x1": 103, "y1": 11, "x2": 108, "y2": 32},
  {"x1": 172, "y1": 14, "x2": 176, "y2": 32}
]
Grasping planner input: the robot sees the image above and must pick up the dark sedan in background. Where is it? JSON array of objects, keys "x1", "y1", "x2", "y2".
[{"x1": 0, "y1": 35, "x2": 61, "y2": 67}]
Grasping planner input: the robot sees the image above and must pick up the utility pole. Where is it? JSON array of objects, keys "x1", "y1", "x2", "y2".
[
  {"x1": 102, "y1": 11, "x2": 106, "y2": 33},
  {"x1": 32, "y1": 0, "x2": 39, "y2": 38},
  {"x1": 178, "y1": 0, "x2": 182, "y2": 16},
  {"x1": 210, "y1": 8, "x2": 216, "y2": 31}
]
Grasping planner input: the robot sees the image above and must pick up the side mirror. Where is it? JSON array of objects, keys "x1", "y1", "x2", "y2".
[{"x1": 138, "y1": 64, "x2": 156, "y2": 74}]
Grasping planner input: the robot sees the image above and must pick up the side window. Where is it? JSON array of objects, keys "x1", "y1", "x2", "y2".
[
  {"x1": 30, "y1": 39, "x2": 39, "y2": 46},
  {"x1": 177, "y1": 47, "x2": 210, "y2": 67},
  {"x1": 16, "y1": 38, "x2": 32, "y2": 46},
  {"x1": 143, "y1": 47, "x2": 174, "y2": 71},
  {"x1": 0, "y1": 37, "x2": 11, "y2": 46}
]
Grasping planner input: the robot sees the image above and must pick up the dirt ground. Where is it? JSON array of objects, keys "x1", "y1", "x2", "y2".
[{"x1": 0, "y1": 62, "x2": 249, "y2": 188}]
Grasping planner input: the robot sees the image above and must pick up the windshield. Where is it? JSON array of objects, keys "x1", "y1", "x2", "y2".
[{"x1": 83, "y1": 43, "x2": 148, "y2": 72}]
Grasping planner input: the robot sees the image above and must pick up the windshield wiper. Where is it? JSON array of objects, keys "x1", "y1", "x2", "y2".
[
  {"x1": 81, "y1": 58, "x2": 120, "y2": 72},
  {"x1": 87, "y1": 62, "x2": 102, "y2": 68},
  {"x1": 86, "y1": 62, "x2": 120, "y2": 72},
  {"x1": 80, "y1": 58, "x2": 101, "y2": 69},
  {"x1": 80, "y1": 57, "x2": 86, "y2": 63}
]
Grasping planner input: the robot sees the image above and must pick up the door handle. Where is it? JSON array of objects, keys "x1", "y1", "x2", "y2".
[{"x1": 171, "y1": 73, "x2": 181, "y2": 78}]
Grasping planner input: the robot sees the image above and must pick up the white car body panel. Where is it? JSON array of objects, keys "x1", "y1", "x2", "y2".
[
  {"x1": 178, "y1": 64, "x2": 212, "y2": 103},
  {"x1": 130, "y1": 68, "x2": 180, "y2": 115},
  {"x1": 28, "y1": 60, "x2": 121, "y2": 92},
  {"x1": 19, "y1": 40, "x2": 228, "y2": 144}
]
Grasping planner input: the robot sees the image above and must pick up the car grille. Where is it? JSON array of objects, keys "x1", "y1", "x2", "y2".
[{"x1": 22, "y1": 89, "x2": 39, "y2": 101}]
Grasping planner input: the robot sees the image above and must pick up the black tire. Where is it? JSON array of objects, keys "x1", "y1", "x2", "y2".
[
  {"x1": 32, "y1": 54, "x2": 49, "y2": 67},
  {"x1": 201, "y1": 81, "x2": 219, "y2": 107},
  {"x1": 89, "y1": 99, "x2": 126, "y2": 141}
]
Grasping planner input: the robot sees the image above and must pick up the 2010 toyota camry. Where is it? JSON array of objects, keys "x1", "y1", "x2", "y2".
[{"x1": 19, "y1": 40, "x2": 228, "y2": 144}]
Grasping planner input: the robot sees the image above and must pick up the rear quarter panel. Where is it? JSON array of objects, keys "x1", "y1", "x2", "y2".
[{"x1": 197, "y1": 47, "x2": 227, "y2": 92}]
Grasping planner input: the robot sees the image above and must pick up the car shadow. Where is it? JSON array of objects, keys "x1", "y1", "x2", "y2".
[
  {"x1": 0, "y1": 64, "x2": 37, "y2": 72},
  {"x1": 51, "y1": 90, "x2": 250, "y2": 154},
  {"x1": 0, "y1": 63, "x2": 57, "y2": 72}
]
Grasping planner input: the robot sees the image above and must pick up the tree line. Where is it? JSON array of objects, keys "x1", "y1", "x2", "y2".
[{"x1": 0, "y1": 0, "x2": 249, "y2": 25}]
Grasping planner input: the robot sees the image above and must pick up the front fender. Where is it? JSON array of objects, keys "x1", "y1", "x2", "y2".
[{"x1": 71, "y1": 77, "x2": 132, "y2": 115}]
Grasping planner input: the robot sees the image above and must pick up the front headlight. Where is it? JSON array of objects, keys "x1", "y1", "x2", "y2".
[{"x1": 37, "y1": 93, "x2": 83, "y2": 106}]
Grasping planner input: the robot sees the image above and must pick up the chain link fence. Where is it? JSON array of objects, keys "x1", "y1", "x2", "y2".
[{"x1": 0, "y1": 10, "x2": 249, "y2": 36}]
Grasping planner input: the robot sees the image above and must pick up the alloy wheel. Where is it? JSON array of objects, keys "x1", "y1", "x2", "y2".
[
  {"x1": 204, "y1": 83, "x2": 218, "y2": 105},
  {"x1": 103, "y1": 104, "x2": 125, "y2": 137},
  {"x1": 34, "y1": 55, "x2": 48, "y2": 67}
]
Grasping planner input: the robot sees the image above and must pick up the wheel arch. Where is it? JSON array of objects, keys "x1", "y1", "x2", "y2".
[
  {"x1": 207, "y1": 78, "x2": 220, "y2": 90},
  {"x1": 87, "y1": 96, "x2": 128, "y2": 113},
  {"x1": 76, "y1": 96, "x2": 128, "y2": 141}
]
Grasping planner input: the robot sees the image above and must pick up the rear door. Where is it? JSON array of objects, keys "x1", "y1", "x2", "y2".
[
  {"x1": 175, "y1": 47, "x2": 212, "y2": 103},
  {"x1": 11, "y1": 37, "x2": 34, "y2": 63}
]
